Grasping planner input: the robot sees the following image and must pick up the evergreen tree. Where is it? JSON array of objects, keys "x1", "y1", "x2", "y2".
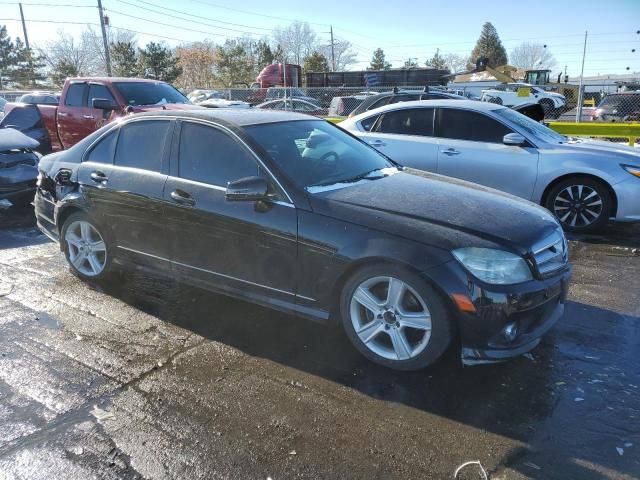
[
  {"x1": 111, "y1": 41, "x2": 139, "y2": 77},
  {"x1": 425, "y1": 50, "x2": 448, "y2": 71},
  {"x1": 11, "y1": 38, "x2": 45, "y2": 87},
  {"x1": 139, "y1": 42, "x2": 181, "y2": 82},
  {"x1": 255, "y1": 40, "x2": 275, "y2": 68},
  {"x1": 470, "y1": 22, "x2": 508, "y2": 68},
  {"x1": 303, "y1": 51, "x2": 330, "y2": 72},
  {"x1": 369, "y1": 48, "x2": 391, "y2": 70},
  {"x1": 0, "y1": 26, "x2": 12, "y2": 89},
  {"x1": 51, "y1": 59, "x2": 79, "y2": 87},
  {"x1": 403, "y1": 58, "x2": 419, "y2": 68}
]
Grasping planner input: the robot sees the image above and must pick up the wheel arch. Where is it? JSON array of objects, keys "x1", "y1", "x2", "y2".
[{"x1": 540, "y1": 172, "x2": 618, "y2": 218}]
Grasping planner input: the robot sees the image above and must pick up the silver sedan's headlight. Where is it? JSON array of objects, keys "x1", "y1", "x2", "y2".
[{"x1": 452, "y1": 248, "x2": 533, "y2": 285}]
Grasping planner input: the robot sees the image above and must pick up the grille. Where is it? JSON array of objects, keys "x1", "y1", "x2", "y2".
[{"x1": 531, "y1": 231, "x2": 568, "y2": 276}]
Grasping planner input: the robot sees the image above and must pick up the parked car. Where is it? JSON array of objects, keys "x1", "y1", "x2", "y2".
[
  {"x1": 265, "y1": 87, "x2": 316, "y2": 103},
  {"x1": 480, "y1": 83, "x2": 566, "y2": 115},
  {"x1": 349, "y1": 88, "x2": 465, "y2": 117},
  {"x1": 328, "y1": 92, "x2": 377, "y2": 117},
  {"x1": 1, "y1": 77, "x2": 200, "y2": 154},
  {"x1": 17, "y1": 91, "x2": 60, "y2": 105},
  {"x1": 340, "y1": 100, "x2": 640, "y2": 232},
  {"x1": 35, "y1": 109, "x2": 571, "y2": 370},
  {"x1": 257, "y1": 98, "x2": 327, "y2": 116},
  {"x1": 0, "y1": 128, "x2": 40, "y2": 205},
  {"x1": 592, "y1": 92, "x2": 640, "y2": 122}
]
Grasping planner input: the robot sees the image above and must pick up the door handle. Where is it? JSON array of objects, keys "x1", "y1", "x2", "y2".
[
  {"x1": 170, "y1": 189, "x2": 195, "y2": 206},
  {"x1": 90, "y1": 171, "x2": 108, "y2": 183},
  {"x1": 83, "y1": 115, "x2": 95, "y2": 119},
  {"x1": 368, "y1": 140, "x2": 386, "y2": 147},
  {"x1": 58, "y1": 112, "x2": 69, "y2": 117},
  {"x1": 441, "y1": 148, "x2": 461, "y2": 156}
]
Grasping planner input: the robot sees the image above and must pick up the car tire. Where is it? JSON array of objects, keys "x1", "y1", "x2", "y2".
[
  {"x1": 539, "y1": 98, "x2": 554, "y2": 116},
  {"x1": 339, "y1": 264, "x2": 453, "y2": 371},
  {"x1": 60, "y1": 211, "x2": 116, "y2": 282},
  {"x1": 545, "y1": 176, "x2": 613, "y2": 233}
]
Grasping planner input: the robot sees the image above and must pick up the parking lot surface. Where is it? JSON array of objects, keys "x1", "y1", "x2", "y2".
[{"x1": 0, "y1": 207, "x2": 638, "y2": 479}]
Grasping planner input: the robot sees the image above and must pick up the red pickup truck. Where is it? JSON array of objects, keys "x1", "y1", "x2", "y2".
[{"x1": 1, "y1": 77, "x2": 199, "y2": 154}]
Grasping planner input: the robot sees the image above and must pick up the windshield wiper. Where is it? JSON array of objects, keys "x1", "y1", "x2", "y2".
[{"x1": 310, "y1": 168, "x2": 392, "y2": 188}]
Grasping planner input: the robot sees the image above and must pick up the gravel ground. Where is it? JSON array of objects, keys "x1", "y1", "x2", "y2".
[{"x1": 0, "y1": 206, "x2": 638, "y2": 480}]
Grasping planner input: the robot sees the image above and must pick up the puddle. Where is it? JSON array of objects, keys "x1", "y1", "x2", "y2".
[{"x1": 35, "y1": 311, "x2": 60, "y2": 330}]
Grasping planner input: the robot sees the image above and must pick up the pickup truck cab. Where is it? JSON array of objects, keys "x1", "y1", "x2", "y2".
[{"x1": 1, "y1": 77, "x2": 198, "y2": 154}]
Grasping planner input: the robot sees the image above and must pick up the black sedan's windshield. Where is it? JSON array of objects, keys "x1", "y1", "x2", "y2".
[
  {"x1": 113, "y1": 82, "x2": 189, "y2": 106},
  {"x1": 245, "y1": 120, "x2": 397, "y2": 191}
]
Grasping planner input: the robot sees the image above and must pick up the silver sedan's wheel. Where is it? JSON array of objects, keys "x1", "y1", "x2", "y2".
[
  {"x1": 553, "y1": 184, "x2": 603, "y2": 229},
  {"x1": 349, "y1": 276, "x2": 432, "y2": 361},
  {"x1": 64, "y1": 220, "x2": 107, "y2": 277}
]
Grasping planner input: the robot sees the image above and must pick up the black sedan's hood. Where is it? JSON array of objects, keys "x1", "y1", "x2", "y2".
[{"x1": 309, "y1": 169, "x2": 560, "y2": 254}]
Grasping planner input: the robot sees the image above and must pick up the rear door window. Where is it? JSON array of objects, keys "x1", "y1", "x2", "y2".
[
  {"x1": 178, "y1": 122, "x2": 259, "y2": 186},
  {"x1": 377, "y1": 108, "x2": 434, "y2": 136},
  {"x1": 86, "y1": 130, "x2": 118, "y2": 164},
  {"x1": 437, "y1": 108, "x2": 511, "y2": 143},
  {"x1": 65, "y1": 84, "x2": 86, "y2": 107},
  {"x1": 387, "y1": 94, "x2": 420, "y2": 106},
  {"x1": 114, "y1": 120, "x2": 171, "y2": 172}
]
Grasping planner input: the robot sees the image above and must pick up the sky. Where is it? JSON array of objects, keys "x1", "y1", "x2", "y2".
[{"x1": 2, "y1": 0, "x2": 639, "y2": 78}]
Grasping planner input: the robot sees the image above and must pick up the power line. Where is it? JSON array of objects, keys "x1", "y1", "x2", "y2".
[
  {"x1": 184, "y1": 0, "x2": 329, "y2": 27},
  {"x1": 115, "y1": 0, "x2": 272, "y2": 32},
  {"x1": 0, "y1": 1, "x2": 95, "y2": 6},
  {"x1": 105, "y1": 7, "x2": 262, "y2": 37}
]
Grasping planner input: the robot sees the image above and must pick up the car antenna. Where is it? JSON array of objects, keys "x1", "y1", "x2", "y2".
[{"x1": 392, "y1": 86, "x2": 399, "y2": 95}]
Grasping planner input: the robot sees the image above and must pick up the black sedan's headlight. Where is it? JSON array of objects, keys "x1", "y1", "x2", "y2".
[{"x1": 452, "y1": 247, "x2": 533, "y2": 285}]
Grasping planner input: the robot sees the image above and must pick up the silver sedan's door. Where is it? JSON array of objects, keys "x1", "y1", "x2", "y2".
[
  {"x1": 356, "y1": 107, "x2": 439, "y2": 173},
  {"x1": 435, "y1": 108, "x2": 539, "y2": 199}
]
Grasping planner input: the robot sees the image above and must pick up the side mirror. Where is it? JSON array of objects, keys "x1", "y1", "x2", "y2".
[
  {"x1": 225, "y1": 176, "x2": 269, "y2": 201},
  {"x1": 92, "y1": 98, "x2": 117, "y2": 110},
  {"x1": 503, "y1": 133, "x2": 526, "y2": 146}
]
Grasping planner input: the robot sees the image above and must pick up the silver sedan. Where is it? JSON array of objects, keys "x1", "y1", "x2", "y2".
[{"x1": 340, "y1": 100, "x2": 640, "y2": 232}]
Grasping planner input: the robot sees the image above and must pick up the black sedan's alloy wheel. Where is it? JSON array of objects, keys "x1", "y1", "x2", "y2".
[
  {"x1": 340, "y1": 265, "x2": 453, "y2": 370},
  {"x1": 546, "y1": 176, "x2": 612, "y2": 233}
]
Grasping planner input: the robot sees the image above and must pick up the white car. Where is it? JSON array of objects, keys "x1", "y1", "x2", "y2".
[
  {"x1": 339, "y1": 100, "x2": 640, "y2": 232},
  {"x1": 481, "y1": 83, "x2": 565, "y2": 114}
]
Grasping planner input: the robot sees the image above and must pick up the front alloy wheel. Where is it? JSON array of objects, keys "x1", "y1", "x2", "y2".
[
  {"x1": 340, "y1": 265, "x2": 453, "y2": 370},
  {"x1": 547, "y1": 176, "x2": 612, "y2": 232},
  {"x1": 350, "y1": 276, "x2": 432, "y2": 361}
]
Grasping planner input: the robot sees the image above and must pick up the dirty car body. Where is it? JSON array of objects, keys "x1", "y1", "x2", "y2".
[
  {"x1": 0, "y1": 128, "x2": 40, "y2": 203},
  {"x1": 35, "y1": 109, "x2": 571, "y2": 368}
]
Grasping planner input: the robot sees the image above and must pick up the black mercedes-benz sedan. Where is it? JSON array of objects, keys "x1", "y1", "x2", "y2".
[{"x1": 34, "y1": 109, "x2": 571, "y2": 370}]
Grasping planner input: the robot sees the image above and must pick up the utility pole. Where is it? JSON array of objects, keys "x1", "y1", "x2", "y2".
[
  {"x1": 97, "y1": 0, "x2": 112, "y2": 76},
  {"x1": 330, "y1": 26, "x2": 335, "y2": 72},
  {"x1": 19, "y1": 3, "x2": 35, "y2": 86},
  {"x1": 575, "y1": 30, "x2": 588, "y2": 123}
]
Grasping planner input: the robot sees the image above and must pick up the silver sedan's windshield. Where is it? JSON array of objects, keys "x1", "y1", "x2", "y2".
[{"x1": 495, "y1": 107, "x2": 566, "y2": 144}]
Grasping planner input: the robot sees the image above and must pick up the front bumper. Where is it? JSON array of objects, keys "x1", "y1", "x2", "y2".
[
  {"x1": 424, "y1": 260, "x2": 571, "y2": 365},
  {"x1": 613, "y1": 175, "x2": 640, "y2": 222}
]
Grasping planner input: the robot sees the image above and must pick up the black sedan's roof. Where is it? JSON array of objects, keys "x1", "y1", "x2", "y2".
[{"x1": 135, "y1": 108, "x2": 312, "y2": 126}]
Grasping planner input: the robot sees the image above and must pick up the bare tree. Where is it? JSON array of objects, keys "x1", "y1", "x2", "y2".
[
  {"x1": 319, "y1": 39, "x2": 357, "y2": 71},
  {"x1": 39, "y1": 29, "x2": 96, "y2": 77},
  {"x1": 443, "y1": 53, "x2": 469, "y2": 74},
  {"x1": 510, "y1": 42, "x2": 556, "y2": 70},
  {"x1": 175, "y1": 40, "x2": 217, "y2": 90},
  {"x1": 82, "y1": 26, "x2": 137, "y2": 75},
  {"x1": 272, "y1": 21, "x2": 317, "y2": 65}
]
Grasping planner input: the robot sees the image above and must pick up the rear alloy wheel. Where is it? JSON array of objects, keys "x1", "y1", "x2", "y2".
[
  {"x1": 61, "y1": 212, "x2": 114, "y2": 281},
  {"x1": 545, "y1": 176, "x2": 612, "y2": 233},
  {"x1": 340, "y1": 265, "x2": 452, "y2": 370}
]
